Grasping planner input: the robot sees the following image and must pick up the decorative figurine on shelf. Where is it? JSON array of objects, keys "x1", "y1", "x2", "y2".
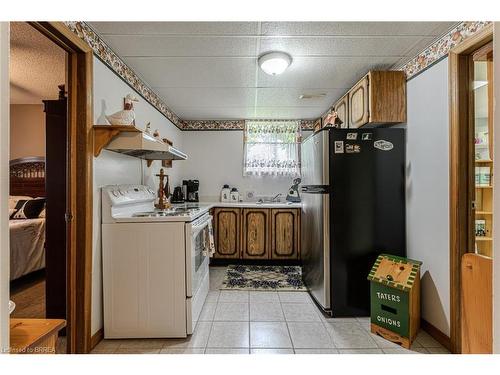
[
  {"x1": 324, "y1": 111, "x2": 343, "y2": 128},
  {"x1": 155, "y1": 168, "x2": 171, "y2": 210},
  {"x1": 58, "y1": 84, "x2": 66, "y2": 99},
  {"x1": 153, "y1": 129, "x2": 161, "y2": 140},
  {"x1": 286, "y1": 178, "x2": 301, "y2": 203},
  {"x1": 144, "y1": 122, "x2": 152, "y2": 134},
  {"x1": 105, "y1": 94, "x2": 139, "y2": 126}
]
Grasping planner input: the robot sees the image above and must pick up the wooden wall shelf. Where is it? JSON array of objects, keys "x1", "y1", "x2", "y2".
[
  {"x1": 93, "y1": 125, "x2": 181, "y2": 169},
  {"x1": 93, "y1": 125, "x2": 141, "y2": 157}
]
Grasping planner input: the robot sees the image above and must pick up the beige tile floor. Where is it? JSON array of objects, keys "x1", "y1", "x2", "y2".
[{"x1": 92, "y1": 267, "x2": 450, "y2": 355}]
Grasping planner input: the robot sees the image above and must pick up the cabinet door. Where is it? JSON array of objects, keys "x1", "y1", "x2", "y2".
[
  {"x1": 334, "y1": 94, "x2": 349, "y2": 128},
  {"x1": 271, "y1": 209, "x2": 300, "y2": 260},
  {"x1": 242, "y1": 208, "x2": 270, "y2": 259},
  {"x1": 213, "y1": 208, "x2": 241, "y2": 259},
  {"x1": 349, "y1": 74, "x2": 370, "y2": 128}
]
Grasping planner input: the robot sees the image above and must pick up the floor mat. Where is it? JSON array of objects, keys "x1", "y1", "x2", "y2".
[{"x1": 220, "y1": 265, "x2": 307, "y2": 291}]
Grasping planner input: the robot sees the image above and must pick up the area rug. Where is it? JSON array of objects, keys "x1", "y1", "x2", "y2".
[{"x1": 220, "y1": 265, "x2": 307, "y2": 291}]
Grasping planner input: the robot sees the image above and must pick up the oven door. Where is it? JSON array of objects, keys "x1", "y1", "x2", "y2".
[{"x1": 185, "y1": 213, "x2": 211, "y2": 298}]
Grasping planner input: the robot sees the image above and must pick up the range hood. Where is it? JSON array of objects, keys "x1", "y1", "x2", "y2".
[{"x1": 106, "y1": 130, "x2": 187, "y2": 161}]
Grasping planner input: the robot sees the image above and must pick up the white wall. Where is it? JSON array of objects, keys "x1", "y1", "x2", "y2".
[
  {"x1": 91, "y1": 57, "x2": 183, "y2": 335},
  {"x1": 0, "y1": 22, "x2": 10, "y2": 353},
  {"x1": 180, "y1": 130, "x2": 312, "y2": 201},
  {"x1": 405, "y1": 58, "x2": 450, "y2": 336},
  {"x1": 493, "y1": 22, "x2": 499, "y2": 354}
]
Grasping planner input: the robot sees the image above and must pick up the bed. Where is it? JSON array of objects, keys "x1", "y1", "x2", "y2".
[{"x1": 9, "y1": 157, "x2": 46, "y2": 281}]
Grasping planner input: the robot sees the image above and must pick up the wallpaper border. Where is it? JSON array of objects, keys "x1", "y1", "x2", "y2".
[{"x1": 395, "y1": 21, "x2": 492, "y2": 79}]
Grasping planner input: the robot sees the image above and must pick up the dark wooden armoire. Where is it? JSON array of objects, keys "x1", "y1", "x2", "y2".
[{"x1": 43, "y1": 85, "x2": 67, "y2": 328}]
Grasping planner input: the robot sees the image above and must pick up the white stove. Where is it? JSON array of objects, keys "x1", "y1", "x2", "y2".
[
  {"x1": 101, "y1": 184, "x2": 210, "y2": 339},
  {"x1": 102, "y1": 184, "x2": 211, "y2": 223}
]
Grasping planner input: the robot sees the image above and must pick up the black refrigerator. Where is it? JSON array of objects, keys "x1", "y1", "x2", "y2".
[{"x1": 301, "y1": 127, "x2": 406, "y2": 317}]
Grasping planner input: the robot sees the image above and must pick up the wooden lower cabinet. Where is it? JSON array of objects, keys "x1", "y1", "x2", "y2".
[
  {"x1": 242, "y1": 208, "x2": 270, "y2": 259},
  {"x1": 271, "y1": 209, "x2": 300, "y2": 260},
  {"x1": 213, "y1": 206, "x2": 301, "y2": 261},
  {"x1": 213, "y1": 208, "x2": 241, "y2": 259}
]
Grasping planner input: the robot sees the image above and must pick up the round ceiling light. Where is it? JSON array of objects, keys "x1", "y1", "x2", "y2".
[{"x1": 258, "y1": 51, "x2": 292, "y2": 76}]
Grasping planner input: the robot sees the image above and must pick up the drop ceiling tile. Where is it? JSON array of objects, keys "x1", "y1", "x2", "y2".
[
  {"x1": 89, "y1": 22, "x2": 259, "y2": 35},
  {"x1": 390, "y1": 37, "x2": 438, "y2": 69},
  {"x1": 259, "y1": 36, "x2": 427, "y2": 57},
  {"x1": 251, "y1": 106, "x2": 324, "y2": 119},
  {"x1": 257, "y1": 56, "x2": 397, "y2": 89},
  {"x1": 153, "y1": 87, "x2": 256, "y2": 108},
  {"x1": 261, "y1": 22, "x2": 457, "y2": 36},
  {"x1": 124, "y1": 57, "x2": 257, "y2": 88},
  {"x1": 400, "y1": 37, "x2": 438, "y2": 58},
  {"x1": 427, "y1": 22, "x2": 458, "y2": 37},
  {"x1": 255, "y1": 88, "x2": 347, "y2": 107},
  {"x1": 103, "y1": 35, "x2": 258, "y2": 57},
  {"x1": 177, "y1": 106, "x2": 324, "y2": 120}
]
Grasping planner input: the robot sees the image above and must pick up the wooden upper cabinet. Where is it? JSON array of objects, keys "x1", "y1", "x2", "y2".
[
  {"x1": 271, "y1": 209, "x2": 300, "y2": 260},
  {"x1": 334, "y1": 93, "x2": 349, "y2": 128},
  {"x1": 213, "y1": 208, "x2": 240, "y2": 259},
  {"x1": 242, "y1": 208, "x2": 270, "y2": 259},
  {"x1": 348, "y1": 71, "x2": 406, "y2": 128},
  {"x1": 349, "y1": 75, "x2": 370, "y2": 128}
]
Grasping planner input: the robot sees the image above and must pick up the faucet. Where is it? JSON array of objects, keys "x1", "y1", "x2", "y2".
[{"x1": 271, "y1": 193, "x2": 282, "y2": 202}]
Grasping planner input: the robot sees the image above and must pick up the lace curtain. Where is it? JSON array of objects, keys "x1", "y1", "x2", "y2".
[{"x1": 243, "y1": 120, "x2": 301, "y2": 177}]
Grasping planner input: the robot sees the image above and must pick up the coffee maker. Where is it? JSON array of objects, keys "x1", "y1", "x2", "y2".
[{"x1": 183, "y1": 180, "x2": 199, "y2": 202}]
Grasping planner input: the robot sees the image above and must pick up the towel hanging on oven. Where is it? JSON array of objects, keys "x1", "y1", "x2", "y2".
[{"x1": 202, "y1": 221, "x2": 215, "y2": 257}]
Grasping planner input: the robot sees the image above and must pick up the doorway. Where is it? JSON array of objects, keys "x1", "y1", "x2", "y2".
[
  {"x1": 9, "y1": 23, "x2": 68, "y2": 349},
  {"x1": 449, "y1": 24, "x2": 493, "y2": 354},
  {"x1": 5, "y1": 22, "x2": 93, "y2": 353}
]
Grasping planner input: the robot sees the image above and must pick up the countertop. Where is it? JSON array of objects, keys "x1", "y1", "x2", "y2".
[{"x1": 201, "y1": 201, "x2": 302, "y2": 209}]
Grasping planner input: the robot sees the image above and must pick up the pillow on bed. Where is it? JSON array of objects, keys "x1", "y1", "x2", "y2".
[
  {"x1": 9, "y1": 195, "x2": 32, "y2": 210},
  {"x1": 11, "y1": 198, "x2": 46, "y2": 219}
]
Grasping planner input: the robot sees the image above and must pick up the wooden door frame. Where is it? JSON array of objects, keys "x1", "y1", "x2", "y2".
[
  {"x1": 28, "y1": 22, "x2": 93, "y2": 354},
  {"x1": 449, "y1": 23, "x2": 493, "y2": 354}
]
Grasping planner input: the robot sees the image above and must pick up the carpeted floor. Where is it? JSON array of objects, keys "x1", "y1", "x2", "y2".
[{"x1": 221, "y1": 265, "x2": 307, "y2": 291}]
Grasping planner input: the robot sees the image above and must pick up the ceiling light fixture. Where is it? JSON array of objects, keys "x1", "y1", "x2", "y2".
[{"x1": 258, "y1": 51, "x2": 292, "y2": 76}]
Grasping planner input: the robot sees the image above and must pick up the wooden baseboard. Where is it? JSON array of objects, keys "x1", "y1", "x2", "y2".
[
  {"x1": 421, "y1": 319, "x2": 452, "y2": 352},
  {"x1": 90, "y1": 328, "x2": 104, "y2": 351}
]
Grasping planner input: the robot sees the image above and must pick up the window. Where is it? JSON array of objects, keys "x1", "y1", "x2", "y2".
[{"x1": 243, "y1": 120, "x2": 301, "y2": 177}]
